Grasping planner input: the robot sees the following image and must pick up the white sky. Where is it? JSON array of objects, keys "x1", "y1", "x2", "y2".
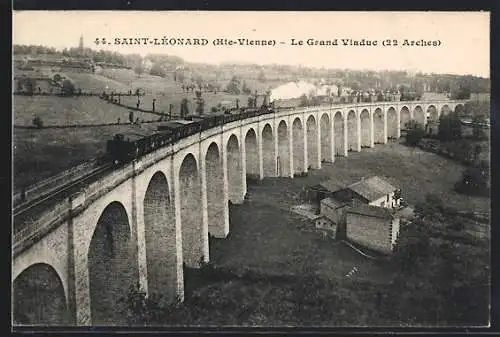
[{"x1": 13, "y1": 11, "x2": 490, "y2": 77}]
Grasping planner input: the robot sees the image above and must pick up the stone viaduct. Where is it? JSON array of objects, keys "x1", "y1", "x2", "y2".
[{"x1": 12, "y1": 100, "x2": 466, "y2": 326}]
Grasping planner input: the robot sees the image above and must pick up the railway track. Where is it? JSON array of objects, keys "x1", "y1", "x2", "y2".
[{"x1": 13, "y1": 163, "x2": 114, "y2": 220}]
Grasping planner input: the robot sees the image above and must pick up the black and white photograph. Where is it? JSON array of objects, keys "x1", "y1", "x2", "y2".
[{"x1": 11, "y1": 11, "x2": 491, "y2": 329}]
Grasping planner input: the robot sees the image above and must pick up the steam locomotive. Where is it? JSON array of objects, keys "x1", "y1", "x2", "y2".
[{"x1": 106, "y1": 105, "x2": 274, "y2": 165}]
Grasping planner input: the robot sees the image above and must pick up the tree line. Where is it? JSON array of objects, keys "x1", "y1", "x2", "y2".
[{"x1": 405, "y1": 101, "x2": 490, "y2": 197}]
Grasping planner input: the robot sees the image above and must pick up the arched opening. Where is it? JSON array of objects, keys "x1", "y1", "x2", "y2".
[
  {"x1": 262, "y1": 124, "x2": 276, "y2": 177},
  {"x1": 227, "y1": 135, "x2": 244, "y2": 204},
  {"x1": 373, "y1": 108, "x2": 384, "y2": 144},
  {"x1": 400, "y1": 106, "x2": 411, "y2": 131},
  {"x1": 360, "y1": 109, "x2": 371, "y2": 148},
  {"x1": 347, "y1": 110, "x2": 358, "y2": 151},
  {"x1": 143, "y1": 172, "x2": 177, "y2": 304},
  {"x1": 441, "y1": 105, "x2": 451, "y2": 116},
  {"x1": 179, "y1": 154, "x2": 203, "y2": 268},
  {"x1": 428, "y1": 105, "x2": 438, "y2": 122},
  {"x1": 320, "y1": 113, "x2": 332, "y2": 162},
  {"x1": 88, "y1": 201, "x2": 138, "y2": 325},
  {"x1": 426, "y1": 105, "x2": 439, "y2": 136},
  {"x1": 206, "y1": 142, "x2": 226, "y2": 237},
  {"x1": 292, "y1": 118, "x2": 305, "y2": 174},
  {"x1": 306, "y1": 115, "x2": 319, "y2": 169},
  {"x1": 245, "y1": 129, "x2": 259, "y2": 180},
  {"x1": 334, "y1": 111, "x2": 345, "y2": 156},
  {"x1": 414, "y1": 106, "x2": 426, "y2": 127},
  {"x1": 387, "y1": 107, "x2": 398, "y2": 139},
  {"x1": 13, "y1": 263, "x2": 68, "y2": 325},
  {"x1": 454, "y1": 104, "x2": 465, "y2": 116},
  {"x1": 277, "y1": 120, "x2": 290, "y2": 177}
]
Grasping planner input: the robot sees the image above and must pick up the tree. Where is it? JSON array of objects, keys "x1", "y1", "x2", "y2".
[
  {"x1": 452, "y1": 85, "x2": 472, "y2": 100},
  {"x1": 226, "y1": 76, "x2": 241, "y2": 95},
  {"x1": 258, "y1": 69, "x2": 266, "y2": 82},
  {"x1": 149, "y1": 63, "x2": 166, "y2": 77},
  {"x1": 134, "y1": 64, "x2": 144, "y2": 77},
  {"x1": 32, "y1": 115, "x2": 43, "y2": 128},
  {"x1": 241, "y1": 81, "x2": 251, "y2": 95},
  {"x1": 473, "y1": 144, "x2": 483, "y2": 162},
  {"x1": 16, "y1": 80, "x2": 23, "y2": 92},
  {"x1": 438, "y1": 112, "x2": 462, "y2": 141},
  {"x1": 472, "y1": 116, "x2": 487, "y2": 140},
  {"x1": 299, "y1": 94, "x2": 309, "y2": 107},
  {"x1": 180, "y1": 98, "x2": 190, "y2": 117},
  {"x1": 195, "y1": 99, "x2": 205, "y2": 115},
  {"x1": 456, "y1": 160, "x2": 490, "y2": 196},
  {"x1": 61, "y1": 79, "x2": 75, "y2": 96},
  {"x1": 405, "y1": 119, "x2": 425, "y2": 146}
]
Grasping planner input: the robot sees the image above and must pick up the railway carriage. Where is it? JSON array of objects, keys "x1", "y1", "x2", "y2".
[{"x1": 105, "y1": 105, "x2": 275, "y2": 165}]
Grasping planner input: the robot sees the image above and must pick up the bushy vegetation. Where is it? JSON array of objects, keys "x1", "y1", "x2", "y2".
[
  {"x1": 387, "y1": 194, "x2": 490, "y2": 325},
  {"x1": 32, "y1": 115, "x2": 43, "y2": 128},
  {"x1": 404, "y1": 119, "x2": 425, "y2": 146},
  {"x1": 226, "y1": 76, "x2": 242, "y2": 95},
  {"x1": 16, "y1": 77, "x2": 38, "y2": 94},
  {"x1": 149, "y1": 63, "x2": 167, "y2": 78},
  {"x1": 455, "y1": 160, "x2": 490, "y2": 197},
  {"x1": 438, "y1": 112, "x2": 462, "y2": 141}
]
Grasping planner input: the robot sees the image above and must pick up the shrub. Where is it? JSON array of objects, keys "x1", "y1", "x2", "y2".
[
  {"x1": 438, "y1": 113, "x2": 462, "y2": 141},
  {"x1": 32, "y1": 115, "x2": 43, "y2": 128},
  {"x1": 404, "y1": 119, "x2": 425, "y2": 146}
]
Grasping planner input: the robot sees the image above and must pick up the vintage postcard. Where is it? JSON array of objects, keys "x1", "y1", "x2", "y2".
[{"x1": 12, "y1": 11, "x2": 490, "y2": 329}]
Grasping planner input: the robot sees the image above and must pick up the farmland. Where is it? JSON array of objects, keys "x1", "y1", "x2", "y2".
[
  {"x1": 14, "y1": 96, "x2": 161, "y2": 127},
  {"x1": 60, "y1": 71, "x2": 130, "y2": 92}
]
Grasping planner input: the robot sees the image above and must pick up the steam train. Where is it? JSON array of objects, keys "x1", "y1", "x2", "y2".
[{"x1": 106, "y1": 105, "x2": 274, "y2": 165}]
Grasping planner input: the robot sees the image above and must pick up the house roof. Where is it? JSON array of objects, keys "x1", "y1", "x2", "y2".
[
  {"x1": 346, "y1": 176, "x2": 396, "y2": 202},
  {"x1": 319, "y1": 179, "x2": 346, "y2": 193},
  {"x1": 309, "y1": 184, "x2": 330, "y2": 192},
  {"x1": 320, "y1": 197, "x2": 345, "y2": 209},
  {"x1": 347, "y1": 203, "x2": 394, "y2": 220}
]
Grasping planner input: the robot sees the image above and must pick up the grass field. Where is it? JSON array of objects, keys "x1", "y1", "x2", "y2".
[
  {"x1": 14, "y1": 96, "x2": 161, "y2": 126},
  {"x1": 211, "y1": 140, "x2": 490, "y2": 274},
  {"x1": 61, "y1": 71, "x2": 130, "y2": 92}
]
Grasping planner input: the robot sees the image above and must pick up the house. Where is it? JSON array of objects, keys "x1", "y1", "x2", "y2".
[
  {"x1": 316, "y1": 176, "x2": 402, "y2": 253},
  {"x1": 345, "y1": 204, "x2": 400, "y2": 254},
  {"x1": 332, "y1": 176, "x2": 401, "y2": 209},
  {"x1": 320, "y1": 197, "x2": 346, "y2": 226},
  {"x1": 318, "y1": 197, "x2": 349, "y2": 239}
]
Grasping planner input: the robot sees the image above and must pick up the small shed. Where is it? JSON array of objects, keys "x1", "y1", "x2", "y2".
[
  {"x1": 314, "y1": 216, "x2": 337, "y2": 239},
  {"x1": 320, "y1": 197, "x2": 345, "y2": 225}
]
